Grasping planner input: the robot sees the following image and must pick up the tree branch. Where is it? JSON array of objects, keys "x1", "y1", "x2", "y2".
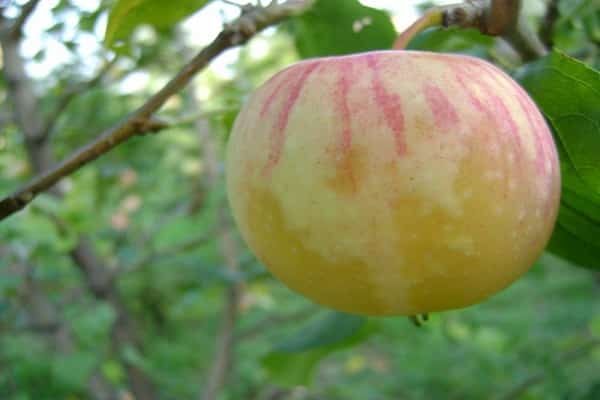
[
  {"x1": 539, "y1": 0, "x2": 560, "y2": 47},
  {"x1": 0, "y1": 0, "x2": 316, "y2": 222},
  {"x1": 411, "y1": 0, "x2": 521, "y2": 36},
  {"x1": 10, "y1": 0, "x2": 41, "y2": 39},
  {"x1": 502, "y1": 18, "x2": 548, "y2": 61},
  {"x1": 394, "y1": 0, "x2": 548, "y2": 61},
  {"x1": 438, "y1": 0, "x2": 521, "y2": 35},
  {"x1": 1, "y1": 23, "x2": 53, "y2": 173}
]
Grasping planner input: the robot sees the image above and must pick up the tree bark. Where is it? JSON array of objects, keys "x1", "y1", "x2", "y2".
[{"x1": 0, "y1": 36, "x2": 53, "y2": 173}]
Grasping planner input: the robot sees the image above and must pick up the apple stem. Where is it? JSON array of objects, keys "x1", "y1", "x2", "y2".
[
  {"x1": 393, "y1": 0, "x2": 546, "y2": 61},
  {"x1": 409, "y1": 314, "x2": 429, "y2": 327},
  {"x1": 393, "y1": 9, "x2": 444, "y2": 50}
]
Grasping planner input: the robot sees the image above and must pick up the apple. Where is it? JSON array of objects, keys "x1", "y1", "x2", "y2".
[{"x1": 226, "y1": 50, "x2": 561, "y2": 316}]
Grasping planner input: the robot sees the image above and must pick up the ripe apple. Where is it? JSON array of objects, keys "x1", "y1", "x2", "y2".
[{"x1": 226, "y1": 50, "x2": 561, "y2": 316}]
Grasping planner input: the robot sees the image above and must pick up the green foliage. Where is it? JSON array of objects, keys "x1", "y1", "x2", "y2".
[
  {"x1": 553, "y1": 0, "x2": 600, "y2": 68},
  {"x1": 272, "y1": 312, "x2": 366, "y2": 353},
  {"x1": 262, "y1": 312, "x2": 372, "y2": 386},
  {"x1": 408, "y1": 27, "x2": 495, "y2": 58},
  {"x1": 517, "y1": 51, "x2": 600, "y2": 269},
  {"x1": 104, "y1": 0, "x2": 209, "y2": 50},
  {"x1": 284, "y1": 0, "x2": 396, "y2": 58}
]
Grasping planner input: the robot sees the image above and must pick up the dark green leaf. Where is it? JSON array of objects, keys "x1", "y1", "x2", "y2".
[
  {"x1": 547, "y1": 225, "x2": 600, "y2": 271},
  {"x1": 261, "y1": 312, "x2": 372, "y2": 386},
  {"x1": 104, "y1": 0, "x2": 209, "y2": 49},
  {"x1": 284, "y1": 0, "x2": 396, "y2": 58},
  {"x1": 273, "y1": 311, "x2": 365, "y2": 353},
  {"x1": 517, "y1": 50, "x2": 600, "y2": 269},
  {"x1": 79, "y1": 10, "x2": 102, "y2": 33},
  {"x1": 407, "y1": 27, "x2": 494, "y2": 58}
]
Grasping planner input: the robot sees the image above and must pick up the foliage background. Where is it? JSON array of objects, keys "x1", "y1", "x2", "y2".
[{"x1": 0, "y1": 0, "x2": 599, "y2": 399}]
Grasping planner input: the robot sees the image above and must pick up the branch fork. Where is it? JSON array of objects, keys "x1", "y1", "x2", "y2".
[{"x1": 393, "y1": 0, "x2": 546, "y2": 61}]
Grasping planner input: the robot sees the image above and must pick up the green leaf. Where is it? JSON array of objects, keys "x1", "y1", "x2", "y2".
[
  {"x1": 104, "y1": 0, "x2": 209, "y2": 49},
  {"x1": 153, "y1": 214, "x2": 206, "y2": 249},
  {"x1": 122, "y1": 345, "x2": 151, "y2": 370},
  {"x1": 517, "y1": 50, "x2": 600, "y2": 269},
  {"x1": 407, "y1": 27, "x2": 494, "y2": 58},
  {"x1": 261, "y1": 312, "x2": 373, "y2": 386},
  {"x1": 51, "y1": 353, "x2": 96, "y2": 390},
  {"x1": 101, "y1": 360, "x2": 125, "y2": 384},
  {"x1": 284, "y1": 0, "x2": 396, "y2": 58},
  {"x1": 517, "y1": 50, "x2": 600, "y2": 190},
  {"x1": 79, "y1": 10, "x2": 103, "y2": 33},
  {"x1": 273, "y1": 311, "x2": 365, "y2": 353},
  {"x1": 262, "y1": 349, "x2": 329, "y2": 386}
]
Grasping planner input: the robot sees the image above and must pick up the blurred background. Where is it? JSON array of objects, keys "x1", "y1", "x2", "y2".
[{"x1": 1, "y1": 0, "x2": 599, "y2": 399}]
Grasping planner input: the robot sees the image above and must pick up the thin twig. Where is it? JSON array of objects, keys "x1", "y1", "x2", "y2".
[
  {"x1": 539, "y1": 0, "x2": 560, "y2": 47},
  {"x1": 0, "y1": 0, "x2": 316, "y2": 222},
  {"x1": 502, "y1": 18, "x2": 548, "y2": 61}
]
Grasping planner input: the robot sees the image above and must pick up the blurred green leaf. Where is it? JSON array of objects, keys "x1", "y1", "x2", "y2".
[
  {"x1": 261, "y1": 312, "x2": 372, "y2": 386},
  {"x1": 79, "y1": 10, "x2": 102, "y2": 33},
  {"x1": 69, "y1": 303, "x2": 115, "y2": 348},
  {"x1": 262, "y1": 349, "x2": 329, "y2": 386},
  {"x1": 273, "y1": 312, "x2": 365, "y2": 353},
  {"x1": 591, "y1": 314, "x2": 600, "y2": 338},
  {"x1": 407, "y1": 27, "x2": 494, "y2": 58},
  {"x1": 122, "y1": 345, "x2": 151, "y2": 371},
  {"x1": 102, "y1": 360, "x2": 126, "y2": 384},
  {"x1": 517, "y1": 50, "x2": 600, "y2": 269},
  {"x1": 104, "y1": 0, "x2": 209, "y2": 49},
  {"x1": 51, "y1": 353, "x2": 96, "y2": 391},
  {"x1": 284, "y1": 0, "x2": 396, "y2": 58},
  {"x1": 153, "y1": 215, "x2": 206, "y2": 248}
]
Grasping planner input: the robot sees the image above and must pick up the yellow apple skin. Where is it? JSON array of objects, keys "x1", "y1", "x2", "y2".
[{"x1": 226, "y1": 50, "x2": 561, "y2": 316}]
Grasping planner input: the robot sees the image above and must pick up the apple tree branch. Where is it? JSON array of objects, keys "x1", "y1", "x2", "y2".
[{"x1": 0, "y1": 0, "x2": 316, "y2": 221}]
